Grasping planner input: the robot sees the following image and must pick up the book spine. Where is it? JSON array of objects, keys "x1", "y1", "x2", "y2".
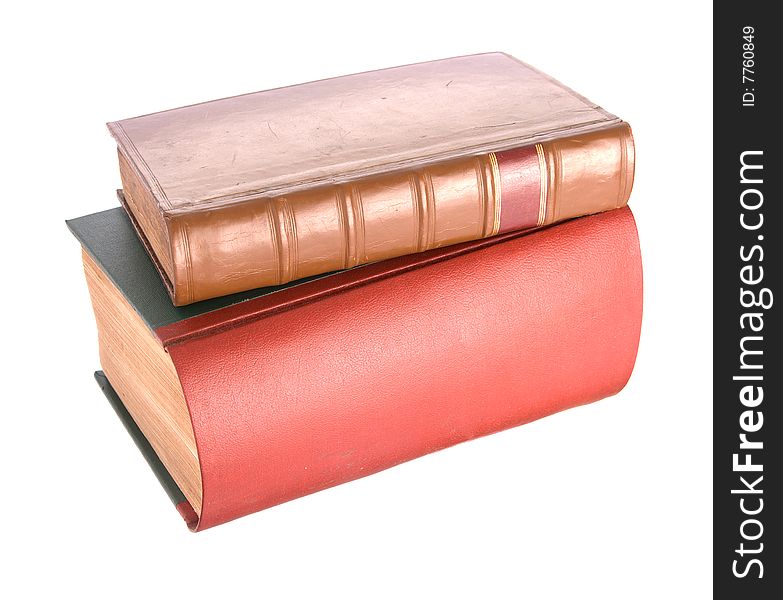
[
  {"x1": 163, "y1": 207, "x2": 642, "y2": 530},
  {"x1": 166, "y1": 123, "x2": 634, "y2": 305}
]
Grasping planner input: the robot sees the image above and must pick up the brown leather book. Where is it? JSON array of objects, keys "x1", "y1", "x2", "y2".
[{"x1": 109, "y1": 52, "x2": 635, "y2": 305}]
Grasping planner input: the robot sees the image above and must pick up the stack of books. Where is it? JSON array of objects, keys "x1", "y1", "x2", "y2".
[{"x1": 68, "y1": 52, "x2": 641, "y2": 531}]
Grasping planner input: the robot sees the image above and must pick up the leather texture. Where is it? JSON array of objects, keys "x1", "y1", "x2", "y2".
[
  {"x1": 159, "y1": 207, "x2": 643, "y2": 531},
  {"x1": 67, "y1": 205, "x2": 336, "y2": 331},
  {"x1": 109, "y1": 52, "x2": 634, "y2": 305}
]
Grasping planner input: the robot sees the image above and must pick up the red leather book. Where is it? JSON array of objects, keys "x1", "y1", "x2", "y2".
[{"x1": 69, "y1": 204, "x2": 642, "y2": 531}]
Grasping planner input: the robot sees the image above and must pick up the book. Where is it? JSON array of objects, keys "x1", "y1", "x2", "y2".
[
  {"x1": 68, "y1": 204, "x2": 642, "y2": 531},
  {"x1": 109, "y1": 52, "x2": 635, "y2": 305}
]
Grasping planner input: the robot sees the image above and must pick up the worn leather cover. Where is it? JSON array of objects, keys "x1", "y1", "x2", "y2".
[
  {"x1": 71, "y1": 205, "x2": 642, "y2": 531},
  {"x1": 110, "y1": 52, "x2": 634, "y2": 304},
  {"x1": 67, "y1": 205, "x2": 334, "y2": 331}
]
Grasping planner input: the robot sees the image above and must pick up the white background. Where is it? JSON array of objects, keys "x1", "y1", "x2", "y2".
[{"x1": 1, "y1": 1, "x2": 712, "y2": 597}]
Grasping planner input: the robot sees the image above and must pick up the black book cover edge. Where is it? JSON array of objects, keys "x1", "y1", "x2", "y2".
[
  {"x1": 67, "y1": 205, "x2": 333, "y2": 332},
  {"x1": 94, "y1": 370, "x2": 186, "y2": 508}
]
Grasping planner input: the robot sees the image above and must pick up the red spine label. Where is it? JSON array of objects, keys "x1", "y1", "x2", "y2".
[{"x1": 496, "y1": 145, "x2": 543, "y2": 233}]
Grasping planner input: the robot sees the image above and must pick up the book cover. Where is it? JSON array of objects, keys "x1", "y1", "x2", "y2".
[
  {"x1": 68, "y1": 205, "x2": 642, "y2": 530},
  {"x1": 109, "y1": 52, "x2": 634, "y2": 304}
]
